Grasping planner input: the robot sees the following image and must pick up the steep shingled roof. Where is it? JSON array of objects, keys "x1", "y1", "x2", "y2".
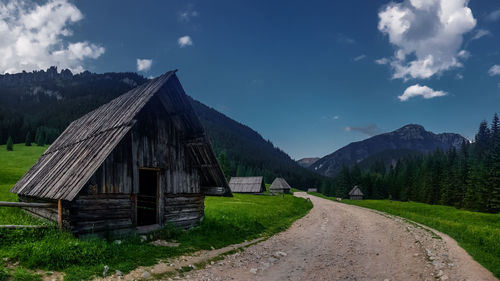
[
  {"x1": 229, "y1": 176, "x2": 266, "y2": 193},
  {"x1": 269, "y1": 177, "x2": 291, "y2": 191},
  {"x1": 11, "y1": 71, "x2": 230, "y2": 200},
  {"x1": 348, "y1": 186, "x2": 364, "y2": 196}
]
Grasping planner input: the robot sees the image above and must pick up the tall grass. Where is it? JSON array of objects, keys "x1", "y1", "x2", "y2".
[
  {"x1": 310, "y1": 192, "x2": 500, "y2": 278},
  {"x1": 0, "y1": 145, "x2": 312, "y2": 280}
]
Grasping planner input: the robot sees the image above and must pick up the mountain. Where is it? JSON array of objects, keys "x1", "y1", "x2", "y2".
[
  {"x1": 0, "y1": 67, "x2": 330, "y2": 189},
  {"x1": 310, "y1": 124, "x2": 468, "y2": 178},
  {"x1": 297, "y1": 157, "x2": 320, "y2": 168}
]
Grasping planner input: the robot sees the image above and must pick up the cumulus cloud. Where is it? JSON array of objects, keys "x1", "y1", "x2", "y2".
[
  {"x1": 486, "y1": 9, "x2": 500, "y2": 22},
  {"x1": 136, "y1": 59, "x2": 152, "y2": 72},
  {"x1": 345, "y1": 124, "x2": 381, "y2": 136},
  {"x1": 398, "y1": 84, "x2": 447, "y2": 101},
  {"x1": 178, "y1": 35, "x2": 193, "y2": 48},
  {"x1": 0, "y1": 0, "x2": 104, "y2": 74},
  {"x1": 489, "y1": 65, "x2": 500, "y2": 76},
  {"x1": 353, "y1": 54, "x2": 366, "y2": 62},
  {"x1": 378, "y1": 0, "x2": 476, "y2": 80}
]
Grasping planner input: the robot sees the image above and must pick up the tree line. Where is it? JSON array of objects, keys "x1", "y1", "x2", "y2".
[{"x1": 321, "y1": 113, "x2": 500, "y2": 213}]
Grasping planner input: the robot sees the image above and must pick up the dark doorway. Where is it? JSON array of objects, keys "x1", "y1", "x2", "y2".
[{"x1": 137, "y1": 169, "x2": 158, "y2": 226}]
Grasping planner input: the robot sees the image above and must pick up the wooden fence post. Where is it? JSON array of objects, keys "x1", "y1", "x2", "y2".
[{"x1": 58, "y1": 199, "x2": 62, "y2": 230}]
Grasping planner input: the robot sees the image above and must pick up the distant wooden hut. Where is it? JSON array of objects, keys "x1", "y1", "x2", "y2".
[
  {"x1": 229, "y1": 177, "x2": 266, "y2": 193},
  {"x1": 348, "y1": 186, "x2": 364, "y2": 200},
  {"x1": 269, "y1": 178, "x2": 291, "y2": 194},
  {"x1": 307, "y1": 188, "x2": 318, "y2": 193},
  {"x1": 10, "y1": 71, "x2": 231, "y2": 235}
]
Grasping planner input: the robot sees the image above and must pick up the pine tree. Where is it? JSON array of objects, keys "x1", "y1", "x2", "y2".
[
  {"x1": 489, "y1": 144, "x2": 500, "y2": 212},
  {"x1": 475, "y1": 120, "x2": 490, "y2": 157},
  {"x1": 25, "y1": 131, "x2": 32, "y2": 146},
  {"x1": 217, "y1": 152, "x2": 231, "y2": 179},
  {"x1": 335, "y1": 165, "x2": 351, "y2": 197},
  {"x1": 35, "y1": 127, "x2": 44, "y2": 146},
  {"x1": 489, "y1": 113, "x2": 500, "y2": 212},
  {"x1": 6, "y1": 136, "x2": 13, "y2": 151},
  {"x1": 491, "y1": 113, "x2": 499, "y2": 141}
]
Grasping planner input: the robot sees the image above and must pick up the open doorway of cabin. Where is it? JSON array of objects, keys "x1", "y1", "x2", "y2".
[{"x1": 137, "y1": 169, "x2": 158, "y2": 226}]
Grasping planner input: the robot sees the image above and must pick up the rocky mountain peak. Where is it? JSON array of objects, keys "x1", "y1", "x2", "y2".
[{"x1": 309, "y1": 124, "x2": 468, "y2": 178}]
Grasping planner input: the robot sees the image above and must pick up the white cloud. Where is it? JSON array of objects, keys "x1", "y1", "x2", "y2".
[
  {"x1": 136, "y1": 59, "x2": 152, "y2": 72},
  {"x1": 375, "y1": 58, "x2": 389, "y2": 65},
  {"x1": 344, "y1": 124, "x2": 381, "y2": 136},
  {"x1": 353, "y1": 54, "x2": 366, "y2": 62},
  {"x1": 486, "y1": 9, "x2": 500, "y2": 22},
  {"x1": 178, "y1": 6, "x2": 199, "y2": 23},
  {"x1": 457, "y1": 50, "x2": 469, "y2": 59},
  {"x1": 178, "y1": 35, "x2": 193, "y2": 48},
  {"x1": 321, "y1": 115, "x2": 340, "y2": 121},
  {"x1": 0, "y1": 0, "x2": 104, "y2": 74},
  {"x1": 378, "y1": 0, "x2": 476, "y2": 80},
  {"x1": 398, "y1": 84, "x2": 447, "y2": 101},
  {"x1": 471, "y1": 29, "x2": 491, "y2": 41},
  {"x1": 489, "y1": 65, "x2": 500, "y2": 76}
]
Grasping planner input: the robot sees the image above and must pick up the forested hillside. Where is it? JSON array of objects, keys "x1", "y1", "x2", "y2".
[
  {"x1": 0, "y1": 66, "x2": 148, "y2": 145},
  {"x1": 0, "y1": 67, "x2": 331, "y2": 189},
  {"x1": 323, "y1": 114, "x2": 500, "y2": 213},
  {"x1": 190, "y1": 98, "x2": 331, "y2": 187}
]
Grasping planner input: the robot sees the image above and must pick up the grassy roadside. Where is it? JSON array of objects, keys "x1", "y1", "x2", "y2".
[
  {"x1": 0, "y1": 145, "x2": 313, "y2": 280},
  {"x1": 309, "y1": 192, "x2": 500, "y2": 278}
]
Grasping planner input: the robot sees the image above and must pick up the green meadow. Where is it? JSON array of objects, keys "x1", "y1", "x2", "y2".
[
  {"x1": 310, "y1": 192, "x2": 500, "y2": 278},
  {"x1": 0, "y1": 144, "x2": 312, "y2": 281}
]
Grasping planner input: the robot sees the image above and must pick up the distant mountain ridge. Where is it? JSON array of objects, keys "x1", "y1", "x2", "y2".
[
  {"x1": 297, "y1": 157, "x2": 320, "y2": 168},
  {"x1": 310, "y1": 124, "x2": 468, "y2": 178}
]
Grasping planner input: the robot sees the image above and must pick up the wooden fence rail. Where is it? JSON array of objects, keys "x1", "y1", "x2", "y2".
[
  {"x1": 0, "y1": 200, "x2": 62, "y2": 229},
  {"x1": 0, "y1": 225, "x2": 50, "y2": 229},
  {"x1": 0, "y1": 201, "x2": 57, "y2": 208}
]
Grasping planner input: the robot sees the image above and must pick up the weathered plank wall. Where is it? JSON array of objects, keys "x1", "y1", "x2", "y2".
[
  {"x1": 164, "y1": 194, "x2": 204, "y2": 228},
  {"x1": 18, "y1": 195, "x2": 63, "y2": 223},
  {"x1": 133, "y1": 96, "x2": 201, "y2": 195},
  {"x1": 69, "y1": 194, "x2": 133, "y2": 235}
]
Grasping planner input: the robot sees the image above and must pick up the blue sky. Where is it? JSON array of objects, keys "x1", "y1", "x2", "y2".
[{"x1": 1, "y1": 0, "x2": 500, "y2": 159}]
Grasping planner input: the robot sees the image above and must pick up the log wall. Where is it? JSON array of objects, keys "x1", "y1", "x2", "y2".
[
  {"x1": 69, "y1": 194, "x2": 133, "y2": 235},
  {"x1": 164, "y1": 193, "x2": 204, "y2": 228},
  {"x1": 18, "y1": 195, "x2": 63, "y2": 224}
]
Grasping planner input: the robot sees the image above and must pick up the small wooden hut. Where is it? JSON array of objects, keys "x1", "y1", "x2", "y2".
[
  {"x1": 348, "y1": 186, "x2": 364, "y2": 200},
  {"x1": 307, "y1": 188, "x2": 318, "y2": 193},
  {"x1": 229, "y1": 177, "x2": 266, "y2": 193},
  {"x1": 10, "y1": 70, "x2": 231, "y2": 235},
  {"x1": 269, "y1": 178, "x2": 291, "y2": 194}
]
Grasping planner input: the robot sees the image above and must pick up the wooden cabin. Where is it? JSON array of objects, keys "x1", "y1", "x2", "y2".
[
  {"x1": 307, "y1": 188, "x2": 318, "y2": 193},
  {"x1": 269, "y1": 178, "x2": 291, "y2": 194},
  {"x1": 10, "y1": 71, "x2": 231, "y2": 235},
  {"x1": 228, "y1": 176, "x2": 266, "y2": 194},
  {"x1": 348, "y1": 186, "x2": 364, "y2": 200}
]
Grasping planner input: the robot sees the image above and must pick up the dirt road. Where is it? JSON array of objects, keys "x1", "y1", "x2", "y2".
[{"x1": 177, "y1": 192, "x2": 497, "y2": 281}]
